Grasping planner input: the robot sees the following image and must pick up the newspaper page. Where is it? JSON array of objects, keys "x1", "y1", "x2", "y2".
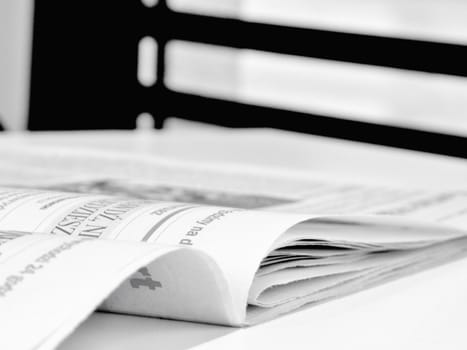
[
  {"x1": 0, "y1": 140, "x2": 465, "y2": 230},
  {"x1": 0, "y1": 186, "x2": 466, "y2": 327},
  {"x1": 1, "y1": 139, "x2": 467, "y2": 325},
  {"x1": 0, "y1": 187, "x2": 313, "y2": 326},
  {"x1": 0, "y1": 231, "x2": 212, "y2": 350}
]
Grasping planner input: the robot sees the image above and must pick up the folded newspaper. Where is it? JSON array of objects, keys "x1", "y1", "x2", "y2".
[{"x1": 1, "y1": 136, "x2": 467, "y2": 349}]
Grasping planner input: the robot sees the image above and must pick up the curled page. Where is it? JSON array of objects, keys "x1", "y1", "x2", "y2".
[{"x1": 0, "y1": 232, "x2": 228, "y2": 350}]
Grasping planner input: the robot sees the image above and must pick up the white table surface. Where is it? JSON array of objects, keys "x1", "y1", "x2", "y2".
[
  {"x1": 3, "y1": 123, "x2": 466, "y2": 349},
  {"x1": 61, "y1": 256, "x2": 467, "y2": 350}
]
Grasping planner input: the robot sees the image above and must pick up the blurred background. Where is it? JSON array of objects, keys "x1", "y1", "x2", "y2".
[
  {"x1": 1, "y1": 0, "x2": 466, "y2": 155},
  {"x1": 0, "y1": 0, "x2": 32, "y2": 130}
]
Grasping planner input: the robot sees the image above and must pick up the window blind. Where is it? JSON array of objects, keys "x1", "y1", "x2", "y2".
[
  {"x1": 28, "y1": 1, "x2": 467, "y2": 157},
  {"x1": 135, "y1": 0, "x2": 467, "y2": 157}
]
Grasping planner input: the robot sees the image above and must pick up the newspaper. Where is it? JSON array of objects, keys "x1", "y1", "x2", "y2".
[
  {"x1": 0, "y1": 231, "x2": 208, "y2": 350},
  {"x1": 1, "y1": 137, "x2": 467, "y2": 348}
]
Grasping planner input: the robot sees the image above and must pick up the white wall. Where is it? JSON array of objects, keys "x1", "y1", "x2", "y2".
[{"x1": 0, "y1": 0, "x2": 33, "y2": 130}]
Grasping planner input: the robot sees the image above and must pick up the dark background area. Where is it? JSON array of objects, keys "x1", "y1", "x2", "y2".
[
  {"x1": 28, "y1": 2, "x2": 139, "y2": 130},
  {"x1": 28, "y1": 1, "x2": 467, "y2": 157}
]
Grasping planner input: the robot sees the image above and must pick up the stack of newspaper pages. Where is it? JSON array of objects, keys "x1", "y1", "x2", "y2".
[{"x1": 1, "y1": 132, "x2": 467, "y2": 350}]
